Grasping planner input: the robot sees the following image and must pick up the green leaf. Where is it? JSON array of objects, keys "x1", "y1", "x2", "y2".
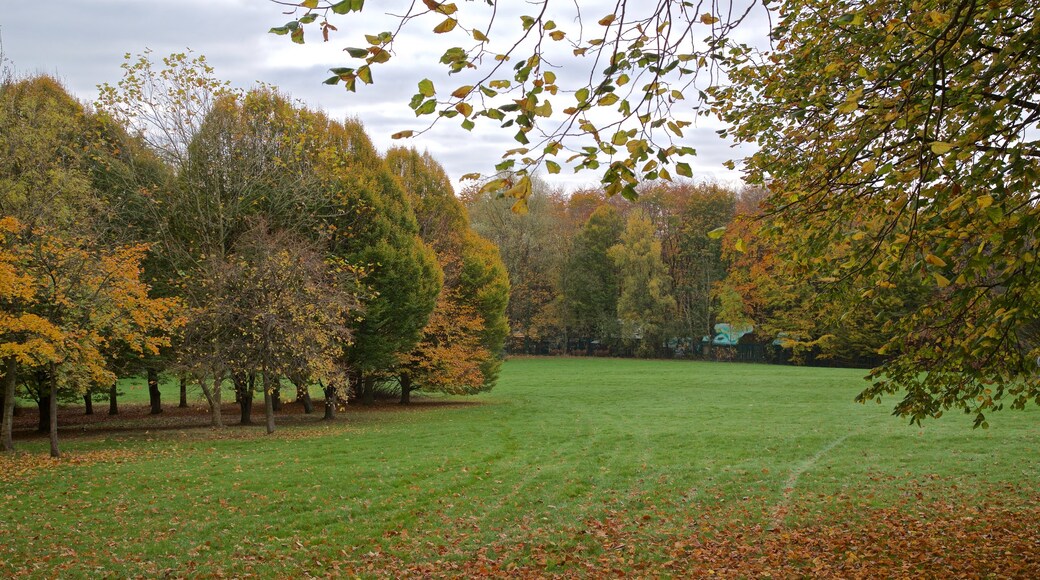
[
  {"x1": 415, "y1": 99, "x2": 437, "y2": 116},
  {"x1": 269, "y1": 26, "x2": 290, "y2": 36},
  {"x1": 675, "y1": 162, "x2": 692, "y2": 178},
  {"x1": 357, "y1": 66, "x2": 373, "y2": 84},
  {"x1": 930, "y1": 141, "x2": 955, "y2": 155},
  {"x1": 346, "y1": 47, "x2": 370, "y2": 58},
  {"x1": 330, "y1": 0, "x2": 359, "y2": 14},
  {"x1": 545, "y1": 160, "x2": 561, "y2": 174},
  {"x1": 418, "y1": 79, "x2": 436, "y2": 97}
]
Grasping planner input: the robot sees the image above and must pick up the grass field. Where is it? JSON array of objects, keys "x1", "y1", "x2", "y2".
[{"x1": 2, "y1": 358, "x2": 1038, "y2": 577}]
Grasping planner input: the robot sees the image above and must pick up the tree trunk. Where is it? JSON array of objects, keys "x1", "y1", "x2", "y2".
[
  {"x1": 361, "y1": 372, "x2": 375, "y2": 406},
  {"x1": 297, "y1": 380, "x2": 314, "y2": 414},
  {"x1": 49, "y1": 366, "x2": 60, "y2": 458},
  {"x1": 263, "y1": 374, "x2": 275, "y2": 435},
  {"x1": 179, "y1": 376, "x2": 188, "y2": 408},
  {"x1": 2, "y1": 357, "x2": 16, "y2": 452},
  {"x1": 199, "y1": 378, "x2": 223, "y2": 428},
  {"x1": 109, "y1": 383, "x2": 118, "y2": 415},
  {"x1": 399, "y1": 373, "x2": 412, "y2": 405},
  {"x1": 147, "y1": 367, "x2": 162, "y2": 415},
  {"x1": 236, "y1": 373, "x2": 254, "y2": 425},
  {"x1": 271, "y1": 378, "x2": 282, "y2": 412},
  {"x1": 322, "y1": 382, "x2": 336, "y2": 421},
  {"x1": 38, "y1": 395, "x2": 50, "y2": 433},
  {"x1": 83, "y1": 393, "x2": 93, "y2": 415}
]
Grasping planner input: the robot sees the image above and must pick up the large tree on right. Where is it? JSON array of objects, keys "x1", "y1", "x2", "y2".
[{"x1": 715, "y1": 1, "x2": 1040, "y2": 425}]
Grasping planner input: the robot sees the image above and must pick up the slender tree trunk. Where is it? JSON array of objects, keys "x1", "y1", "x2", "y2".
[
  {"x1": 2, "y1": 357, "x2": 16, "y2": 452},
  {"x1": 108, "y1": 383, "x2": 118, "y2": 415},
  {"x1": 179, "y1": 377, "x2": 188, "y2": 408},
  {"x1": 322, "y1": 381, "x2": 336, "y2": 421},
  {"x1": 199, "y1": 378, "x2": 224, "y2": 428},
  {"x1": 147, "y1": 367, "x2": 162, "y2": 415},
  {"x1": 297, "y1": 379, "x2": 314, "y2": 414},
  {"x1": 49, "y1": 366, "x2": 60, "y2": 458},
  {"x1": 263, "y1": 374, "x2": 275, "y2": 435},
  {"x1": 399, "y1": 373, "x2": 412, "y2": 405},
  {"x1": 83, "y1": 393, "x2": 93, "y2": 415},
  {"x1": 37, "y1": 395, "x2": 50, "y2": 433},
  {"x1": 236, "y1": 373, "x2": 254, "y2": 425},
  {"x1": 271, "y1": 378, "x2": 282, "y2": 412}
]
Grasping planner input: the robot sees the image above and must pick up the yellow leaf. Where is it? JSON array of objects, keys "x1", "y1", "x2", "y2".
[
  {"x1": 433, "y1": 18, "x2": 458, "y2": 33},
  {"x1": 455, "y1": 102, "x2": 473, "y2": 117},
  {"x1": 924, "y1": 254, "x2": 947, "y2": 267},
  {"x1": 930, "y1": 141, "x2": 954, "y2": 154},
  {"x1": 598, "y1": 14, "x2": 616, "y2": 26},
  {"x1": 976, "y1": 194, "x2": 994, "y2": 208},
  {"x1": 451, "y1": 85, "x2": 473, "y2": 98},
  {"x1": 933, "y1": 272, "x2": 950, "y2": 288}
]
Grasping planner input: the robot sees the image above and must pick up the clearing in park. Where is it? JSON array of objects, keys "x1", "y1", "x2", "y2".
[{"x1": 1, "y1": 357, "x2": 1038, "y2": 577}]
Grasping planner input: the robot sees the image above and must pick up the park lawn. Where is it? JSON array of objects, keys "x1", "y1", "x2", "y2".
[{"x1": 1, "y1": 357, "x2": 1038, "y2": 577}]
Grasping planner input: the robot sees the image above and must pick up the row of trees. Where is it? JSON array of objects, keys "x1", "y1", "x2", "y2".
[{"x1": 0, "y1": 53, "x2": 509, "y2": 456}]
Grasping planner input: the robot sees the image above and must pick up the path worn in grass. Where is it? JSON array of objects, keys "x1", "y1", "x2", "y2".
[{"x1": 1, "y1": 357, "x2": 1038, "y2": 577}]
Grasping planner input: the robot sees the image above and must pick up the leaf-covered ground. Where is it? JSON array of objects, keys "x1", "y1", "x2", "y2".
[{"x1": 2, "y1": 358, "x2": 1038, "y2": 577}]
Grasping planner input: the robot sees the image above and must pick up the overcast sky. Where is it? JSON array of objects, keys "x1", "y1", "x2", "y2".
[{"x1": 1, "y1": 0, "x2": 766, "y2": 192}]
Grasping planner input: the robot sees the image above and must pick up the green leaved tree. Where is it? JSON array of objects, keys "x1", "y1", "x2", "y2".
[{"x1": 609, "y1": 210, "x2": 677, "y2": 358}]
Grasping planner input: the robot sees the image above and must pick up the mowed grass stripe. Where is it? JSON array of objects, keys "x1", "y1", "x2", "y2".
[{"x1": 1, "y1": 357, "x2": 1037, "y2": 576}]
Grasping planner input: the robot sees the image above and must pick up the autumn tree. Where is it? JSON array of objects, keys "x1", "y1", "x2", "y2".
[
  {"x1": 1, "y1": 76, "x2": 181, "y2": 454},
  {"x1": 386, "y1": 147, "x2": 509, "y2": 402},
  {"x1": 466, "y1": 180, "x2": 566, "y2": 352},
  {"x1": 315, "y1": 123, "x2": 441, "y2": 406},
  {"x1": 609, "y1": 210, "x2": 677, "y2": 358},
  {"x1": 178, "y1": 223, "x2": 355, "y2": 433},
  {"x1": 642, "y1": 183, "x2": 735, "y2": 353},
  {"x1": 714, "y1": 0, "x2": 1040, "y2": 424},
  {"x1": 0, "y1": 219, "x2": 180, "y2": 456}
]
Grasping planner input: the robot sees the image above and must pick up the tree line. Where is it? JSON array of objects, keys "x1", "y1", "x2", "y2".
[
  {"x1": 0, "y1": 53, "x2": 509, "y2": 457},
  {"x1": 462, "y1": 177, "x2": 919, "y2": 367}
]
